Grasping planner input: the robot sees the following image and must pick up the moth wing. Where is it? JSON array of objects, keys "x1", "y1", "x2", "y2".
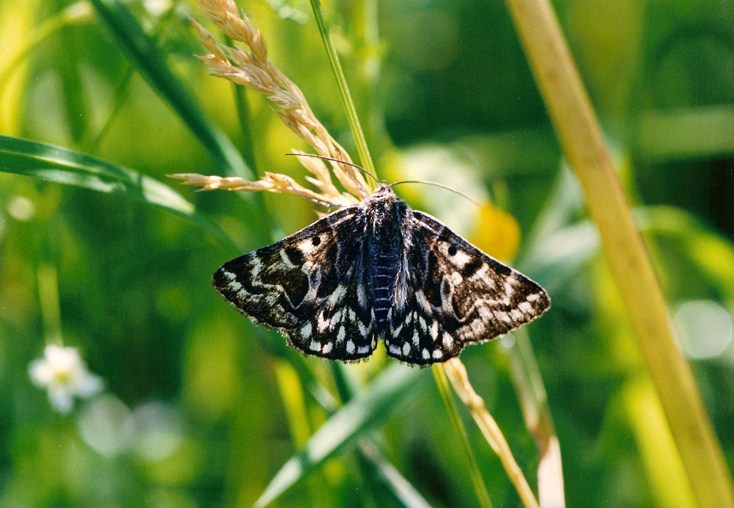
[
  {"x1": 385, "y1": 210, "x2": 550, "y2": 365},
  {"x1": 213, "y1": 206, "x2": 377, "y2": 361}
]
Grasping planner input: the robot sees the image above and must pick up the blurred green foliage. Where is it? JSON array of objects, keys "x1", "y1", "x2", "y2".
[{"x1": 1, "y1": 0, "x2": 733, "y2": 506}]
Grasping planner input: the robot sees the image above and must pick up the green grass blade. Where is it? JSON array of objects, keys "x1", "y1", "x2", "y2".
[
  {"x1": 0, "y1": 135, "x2": 234, "y2": 249},
  {"x1": 356, "y1": 440, "x2": 433, "y2": 508},
  {"x1": 308, "y1": 0, "x2": 376, "y2": 177},
  {"x1": 89, "y1": 0, "x2": 252, "y2": 179},
  {"x1": 255, "y1": 364, "x2": 430, "y2": 507}
]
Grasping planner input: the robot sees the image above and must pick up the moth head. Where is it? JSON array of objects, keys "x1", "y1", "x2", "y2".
[{"x1": 372, "y1": 184, "x2": 395, "y2": 197}]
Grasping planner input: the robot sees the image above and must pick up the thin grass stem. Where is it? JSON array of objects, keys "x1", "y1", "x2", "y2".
[
  {"x1": 308, "y1": 0, "x2": 377, "y2": 180},
  {"x1": 432, "y1": 365, "x2": 494, "y2": 508}
]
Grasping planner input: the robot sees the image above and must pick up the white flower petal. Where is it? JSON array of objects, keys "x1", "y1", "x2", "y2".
[
  {"x1": 48, "y1": 386, "x2": 74, "y2": 414},
  {"x1": 29, "y1": 344, "x2": 104, "y2": 414},
  {"x1": 28, "y1": 359, "x2": 53, "y2": 385}
]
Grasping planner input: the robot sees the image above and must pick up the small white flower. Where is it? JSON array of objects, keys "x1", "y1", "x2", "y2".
[{"x1": 29, "y1": 345, "x2": 104, "y2": 414}]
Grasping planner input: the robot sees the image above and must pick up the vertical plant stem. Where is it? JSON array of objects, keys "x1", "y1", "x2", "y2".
[
  {"x1": 37, "y1": 263, "x2": 63, "y2": 344},
  {"x1": 308, "y1": 0, "x2": 377, "y2": 178},
  {"x1": 344, "y1": 0, "x2": 389, "y2": 156},
  {"x1": 433, "y1": 365, "x2": 494, "y2": 508},
  {"x1": 503, "y1": 0, "x2": 734, "y2": 506}
]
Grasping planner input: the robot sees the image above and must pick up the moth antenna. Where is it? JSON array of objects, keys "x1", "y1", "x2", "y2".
[
  {"x1": 389, "y1": 180, "x2": 481, "y2": 208},
  {"x1": 286, "y1": 153, "x2": 380, "y2": 184}
]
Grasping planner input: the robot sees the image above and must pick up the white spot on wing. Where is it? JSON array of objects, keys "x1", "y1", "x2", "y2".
[
  {"x1": 451, "y1": 250, "x2": 471, "y2": 268},
  {"x1": 346, "y1": 340, "x2": 355, "y2": 354},
  {"x1": 418, "y1": 316, "x2": 427, "y2": 331},
  {"x1": 357, "y1": 345, "x2": 370, "y2": 354},
  {"x1": 412, "y1": 329, "x2": 420, "y2": 346},
  {"x1": 249, "y1": 256, "x2": 262, "y2": 278},
  {"x1": 416, "y1": 291, "x2": 431, "y2": 312},
  {"x1": 451, "y1": 272, "x2": 463, "y2": 285},
  {"x1": 518, "y1": 301, "x2": 534, "y2": 314},
  {"x1": 357, "y1": 284, "x2": 368, "y2": 309},
  {"x1": 317, "y1": 313, "x2": 329, "y2": 333},
  {"x1": 309, "y1": 340, "x2": 320, "y2": 352},
  {"x1": 442, "y1": 333, "x2": 453, "y2": 349},
  {"x1": 478, "y1": 306, "x2": 493, "y2": 321},
  {"x1": 422, "y1": 348, "x2": 430, "y2": 360},
  {"x1": 301, "y1": 322, "x2": 312, "y2": 339},
  {"x1": 322, "y1": 342, "x2": 333, "y2": 354},
  {"x1": 470, "y1": 320, "x2": 485, "y2": 337},
  {"x1": 298, "y1": 239, "x2": 319, "y2": 255},
  {"x1": 504, "y1": 275, "x2": 517, "y2": 289},
  {"x1": 485, "y1": 273, "x2": 495, "y2": 288},
  {"x1": 501, "y1": 278, "x2": 517, "y2": 304},
  {"x1": 337, "y1": 326, "x2": 346, "y2": 343},
  {"x1": 328, "y1": 285, "x2": 347, "y2": 306},
  {"x1": 279, "y1": 249, "x2": 296, "y2": 267},
  {"x1": 402, "y1": 342, "x2": 410, "y2": 356},
  {"x1": 432, "y1": 349, "x2": 443, "y2": 360},
  {"x1": 392, "y1": 325, "x2": 403, "y2": 338},
  {"x1": 389, "y1": 344, "x2": 401, "y2": 356}
]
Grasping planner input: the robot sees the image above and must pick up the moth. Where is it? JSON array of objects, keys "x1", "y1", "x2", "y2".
[{"x1": 213, "y1": 184, "x2": 550, "y2": 365}]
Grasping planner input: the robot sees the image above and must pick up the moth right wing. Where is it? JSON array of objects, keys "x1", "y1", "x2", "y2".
[
  {"x1": 213, "y1": 206, "x2": 377, "y2": 362},
  {"x1": 385, "y1": 210, "x2": 550, "y2": 365}
]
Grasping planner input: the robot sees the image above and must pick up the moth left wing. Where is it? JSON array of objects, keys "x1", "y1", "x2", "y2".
[
  {"x1": 385, "y1": 210, "x2": 550, "y2": 365},
  {"x1": 213, "y1": 206, "x2": 377, "y2": 362}
]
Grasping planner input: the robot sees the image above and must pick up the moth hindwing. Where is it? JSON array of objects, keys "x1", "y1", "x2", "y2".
[{"x1": 213, "y1": 184, "x2": 550, "y2": 365}]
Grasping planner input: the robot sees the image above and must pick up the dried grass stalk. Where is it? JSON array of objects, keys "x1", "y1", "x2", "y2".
[
  {"x1": 173, "y1": 0, "x2": 370, "y2": 206},
  {"x1": 444, "y1": 358, "x2": 539, "y2": 508}
]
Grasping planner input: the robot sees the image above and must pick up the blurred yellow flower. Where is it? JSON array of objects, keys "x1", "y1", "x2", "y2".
[{"x1": 468, "y1": 201, "x2": 521, "y2": 262}]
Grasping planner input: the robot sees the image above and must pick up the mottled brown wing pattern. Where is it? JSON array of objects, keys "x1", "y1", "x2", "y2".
[
  {"x1": 384, "y1": 210, "x2": 550, "y2": 365},
  {"x1": 213, "y1": 206, "x2": 377, "y2": 361}
]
